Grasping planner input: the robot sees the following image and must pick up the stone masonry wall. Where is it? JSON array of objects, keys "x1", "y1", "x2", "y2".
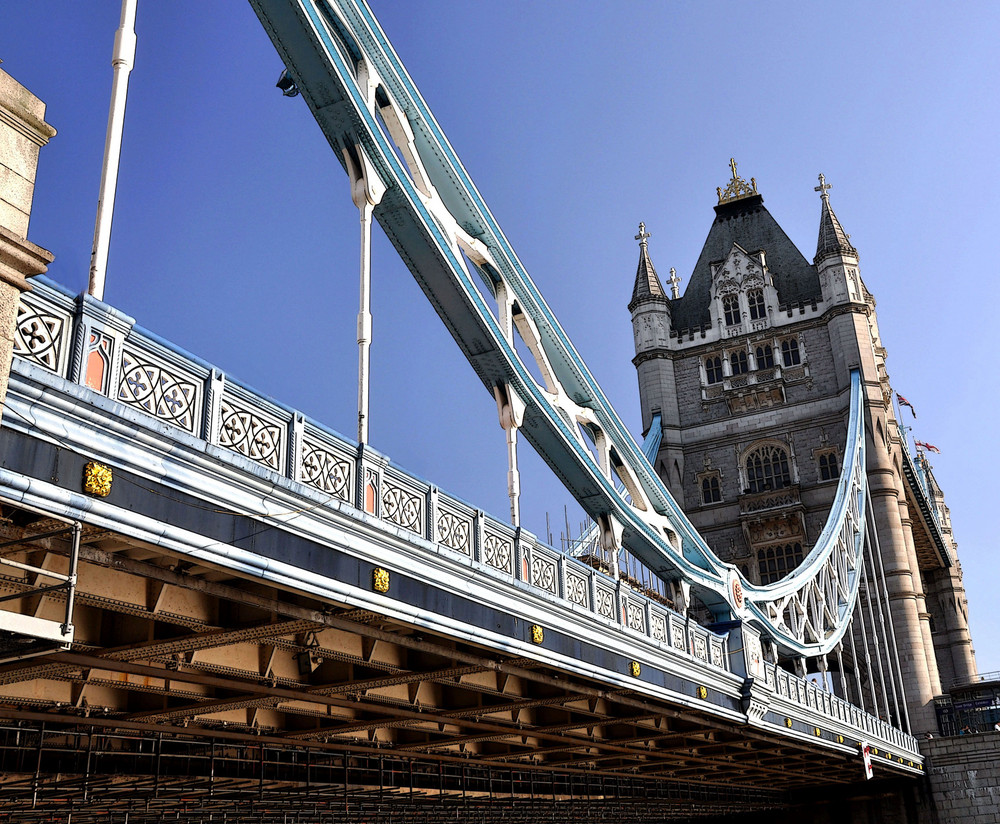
[{"x1": 922, "y1": 734, "x2": 1000, "y2": 823}]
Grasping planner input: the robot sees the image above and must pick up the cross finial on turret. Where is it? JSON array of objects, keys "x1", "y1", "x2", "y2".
[
  {"x1": 635, "y1": 222, "x2": 651, "y2": 248},
  {"x1": 667, "y1": 267, "x2": 681, "y2": 299},
  {"x1": 815, "y1": 173, "x2": 832, "y2": 199},
  {"x1": 729, "y1": 158, "x2": 739, "y2": 179}
]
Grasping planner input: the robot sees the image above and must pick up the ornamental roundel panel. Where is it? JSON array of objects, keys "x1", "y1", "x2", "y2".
[
  {"x1": 382, "y1": 481, "x2": 422, "y2": 533},
  {"x1": 530, "y1": 555, "x2": 557, "y2": 594},
  {"x1": 565, "y1": 571, "x2": 588, "y2": 607},
  {"x1": 301, "y1": 440, "x2": 352, "y2": 501},
  {"x1": 219, "y1": 400, "x2": 283, "y2": 470},
  {"x1": 117, "y1": 350, "x2": 199, "y2": 433},
  {"x1": 651, "y1": 613, "x2": 666, "y2": 642},
  {"x1": 437, "y1": 510, "x2": 471, "y2": 555},
  {"x1": 14, "y1": 300, "x2": 66, "y2": 373},
  {"x1": 626, "y1": 602, "x2": 645, "y2": 633},
  {"x1": 483, "y1": 534, "x2": 512, "y2": 574},
  {"x1": 594, "y1": 585, "x2": 615, "y2": 620}
]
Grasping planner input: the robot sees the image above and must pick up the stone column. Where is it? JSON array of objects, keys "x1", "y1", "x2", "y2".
[
  {"x1": 0, "y1": 68, "x2": 55, "y2": 410},
  {"x1": 866, "y1": 422, "x2": 938, "y2": 733}
]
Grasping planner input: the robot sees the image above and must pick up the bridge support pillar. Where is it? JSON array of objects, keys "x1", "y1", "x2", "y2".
[{"x1": 866, "y1": 429, "x2": 938, "y2": 734}]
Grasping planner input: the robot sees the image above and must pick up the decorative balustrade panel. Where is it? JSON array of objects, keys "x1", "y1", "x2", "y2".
[
  {"x1": 381, "y1": 472, "x2": 424, "y2": 535},
  {"x1": 218, "y1": 395, "x2": 285, "y2": 472},
  {"x1": 117, "y1": 348, "x2": 201, "y2": 434},
  {"x1": 436, "y1": 503, "x2": 473, "y2": 556},
  {"x1": 300, "y1": 433, "x2": 354, "y2": 501},
  {"x1": 14, "y1": 292, "x2": 72, "y2": 377}
]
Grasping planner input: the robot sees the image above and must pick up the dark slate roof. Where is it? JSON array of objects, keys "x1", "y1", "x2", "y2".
[
  {"x1": 630, "y1": 241, "x2": 668, "y2": 309},
  {"x1": 815, "y1": 194, "x2": 857, "y2": 263},
  {"x1": 669, "y1": 194, "x2": 821, "y2": 333}
]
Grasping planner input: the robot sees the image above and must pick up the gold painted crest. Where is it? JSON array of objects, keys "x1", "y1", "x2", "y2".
[{"x1": 83, "y1": 462, "x2": 113, "y2": 497}]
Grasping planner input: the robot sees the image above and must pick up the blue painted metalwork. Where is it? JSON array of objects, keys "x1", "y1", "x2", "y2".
[{"x1": 247, "y1": 0, "x2": 869, "y2": 656}]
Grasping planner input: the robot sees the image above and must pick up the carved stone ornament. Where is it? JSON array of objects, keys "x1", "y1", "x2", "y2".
[
  {"x1": 83, "y1": 461, "x2": 113, "y2": 497},
  {"x1": 372, "y1": 567, "x2": 390, "y2": 593}
]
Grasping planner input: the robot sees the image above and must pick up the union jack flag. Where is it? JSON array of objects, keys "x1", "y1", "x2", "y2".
[{"x1": 896, "y1": 393, "x2": 916, "y2": 418}]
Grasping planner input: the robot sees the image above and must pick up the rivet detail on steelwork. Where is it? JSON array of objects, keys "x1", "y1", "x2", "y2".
[
  {"x1": 531, "y1": 625, "x2": 543, "y2": 644},
  {"x1": 372, "y1": 567, "x2": 390, "y2": 593},
  {"x1": 83, "y1": 461, "x2": 113, "y2": 497}
]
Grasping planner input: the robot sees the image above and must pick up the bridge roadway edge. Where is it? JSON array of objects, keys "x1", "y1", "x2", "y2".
[{"x1": 0, "y1": 354, "x2": 926, "y2": 783}]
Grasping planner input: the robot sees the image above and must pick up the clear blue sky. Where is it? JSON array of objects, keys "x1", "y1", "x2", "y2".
[{"x1": 4, "y1": 2, "x2": 998, "y2": 672}]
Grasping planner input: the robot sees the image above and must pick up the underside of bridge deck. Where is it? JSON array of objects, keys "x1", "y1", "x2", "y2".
[{"x1": 0, "y1": 498, "x2": 891, "y2": 822}]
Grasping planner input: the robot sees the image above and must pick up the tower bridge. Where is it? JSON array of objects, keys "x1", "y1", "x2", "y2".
[{"x1": 0, "y1": 1, "x2": 985, "y2": 822}]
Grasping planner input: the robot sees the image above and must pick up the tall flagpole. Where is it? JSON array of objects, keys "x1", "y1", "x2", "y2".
[{"x1": 88, "y1": 0, "x2": 138, "y2": 301}]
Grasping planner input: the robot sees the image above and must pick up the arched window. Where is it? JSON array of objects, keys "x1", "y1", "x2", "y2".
[
  {"x1": 755, "y1": 344, "x2": 774, "y2": 369},
  {"x1": 730, "y1": 350, "x2": 749, "y2": 375},
  {"x1": 781, "y1": 337, "x2": 801, "y2": 366},
  {"x1": 723, "y1": 295, "x2": 740, "y2": 326},
  {"x1": 705, "y1": 356, "x2": 723, "y2": 384},
  {"x1": 701, "y1": 475, "x2": 721, "y2": 504},
  {"x1": 745, "y1": 443, "x2": 791, "y2": 493},
  {"x1": 757, "y1": 542, "x2": 804, "y2": 584},
  {"x1": 747, "y1": 289, "x2": 766, "y2": 320},
  {"x1": 819, "y1": 451, "x2": 840, "y2": 481}
]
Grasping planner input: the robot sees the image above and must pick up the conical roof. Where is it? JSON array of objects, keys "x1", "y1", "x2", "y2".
[
  {"x1": 629, "y1": 222, "x2": 668, "y2": 310},
  {"x1": 814, "y1": 174, "x2": 857, "y2": 263}
]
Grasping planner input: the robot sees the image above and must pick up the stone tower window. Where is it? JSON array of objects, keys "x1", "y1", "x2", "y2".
[
  {"x1": 747, "y1": 289, "x2": 766, "y2": 320},
  {"x1": 723, "y1": 294, "x2": 740, "y2": 326},
  {"x1": 730, "y1": 350, "x2": 749, "y2": 375},
  {"x1": 780, "y1": 337, "x2": 801, "y2": 366},
  {"x1": 818, "y1": 450, "x2": 840, "y2": 481},
  {"x1": 700, "y1": 473, "x2": 722, "y2": 504},
  {"x1": 757, "y1": 542, "x2": 804, "y2": 584},
  {"x1": 745, "y1": 443, "x2": 791, "y2": 493},
  {"x1": 755, "y1": 344, "x2": 774, "y2": 369},
  {"x1": 705, "y1": 355, "x2": 723, "y2": 384}
]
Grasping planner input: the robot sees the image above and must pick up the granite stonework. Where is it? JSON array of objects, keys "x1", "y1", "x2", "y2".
[
  {"x1": 0, "y1": 68, "x2": 55, "y2": 409},
  {"x1": 922, "y1": 734, "x2": 1000, "y2": 823}
]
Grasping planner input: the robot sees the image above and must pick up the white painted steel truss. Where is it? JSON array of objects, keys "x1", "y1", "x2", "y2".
[{"x1": 248, "y1": 0, "x2": 867, "y2": 657}]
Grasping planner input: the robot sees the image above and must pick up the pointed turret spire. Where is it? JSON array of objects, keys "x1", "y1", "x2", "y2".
[
  {"x1": 814, "y1": 174, "x2": 857, "y2": 263},
  {"x1": 630, "y1": 222, "x2": 668, "y2": 309}
]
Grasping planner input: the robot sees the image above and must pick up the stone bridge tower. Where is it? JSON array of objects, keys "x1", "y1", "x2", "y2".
[{"x1": 628, "y1": 163, "x2": 976, "y2": 733}]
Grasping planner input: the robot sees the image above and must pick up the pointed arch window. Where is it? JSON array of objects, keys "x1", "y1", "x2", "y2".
[
  {"x1": 730, "y1": 349, "x2": 749, "y2": 376},
  {"x1": 755, "y1": 344, "x2": 774, "y2": 369},
  {"x1": 747, "y1": 289, "x2": 766, "y2": 320},
  {"x1": 705, "y1": 355, "x2": 723, "y2": 384},
  {"x1": 700, "y1": 474, "x2": 722, "y2": 504},
  {"x1": 745, "y1": 443, "x2": 791, "y2": 493},
  {"x1": 723, "y1": 295, "x2": 740, "y2": 326},
  {"x1": 781, "y1": 337, "x2": 801, "y2": 366},
  {"x1": 757, "y1": 542, "x2": 804, "y2": 584}
]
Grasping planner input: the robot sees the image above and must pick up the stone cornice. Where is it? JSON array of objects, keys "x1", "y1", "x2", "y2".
[
  {"x1": 0, "y1": 225, "x2": 54, "y2": 292},
  {"x1": 0, "y1": 96, "x2": 56, "y2": 148}
]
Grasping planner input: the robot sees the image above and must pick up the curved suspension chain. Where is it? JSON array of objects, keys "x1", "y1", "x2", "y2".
[{"x1": 248, "y1": 0, "x2": 867, "y2": 656}]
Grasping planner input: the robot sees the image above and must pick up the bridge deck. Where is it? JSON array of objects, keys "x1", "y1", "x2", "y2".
[{"x1": 0, "y1": 280, "x2": 922, "y2": 820}]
